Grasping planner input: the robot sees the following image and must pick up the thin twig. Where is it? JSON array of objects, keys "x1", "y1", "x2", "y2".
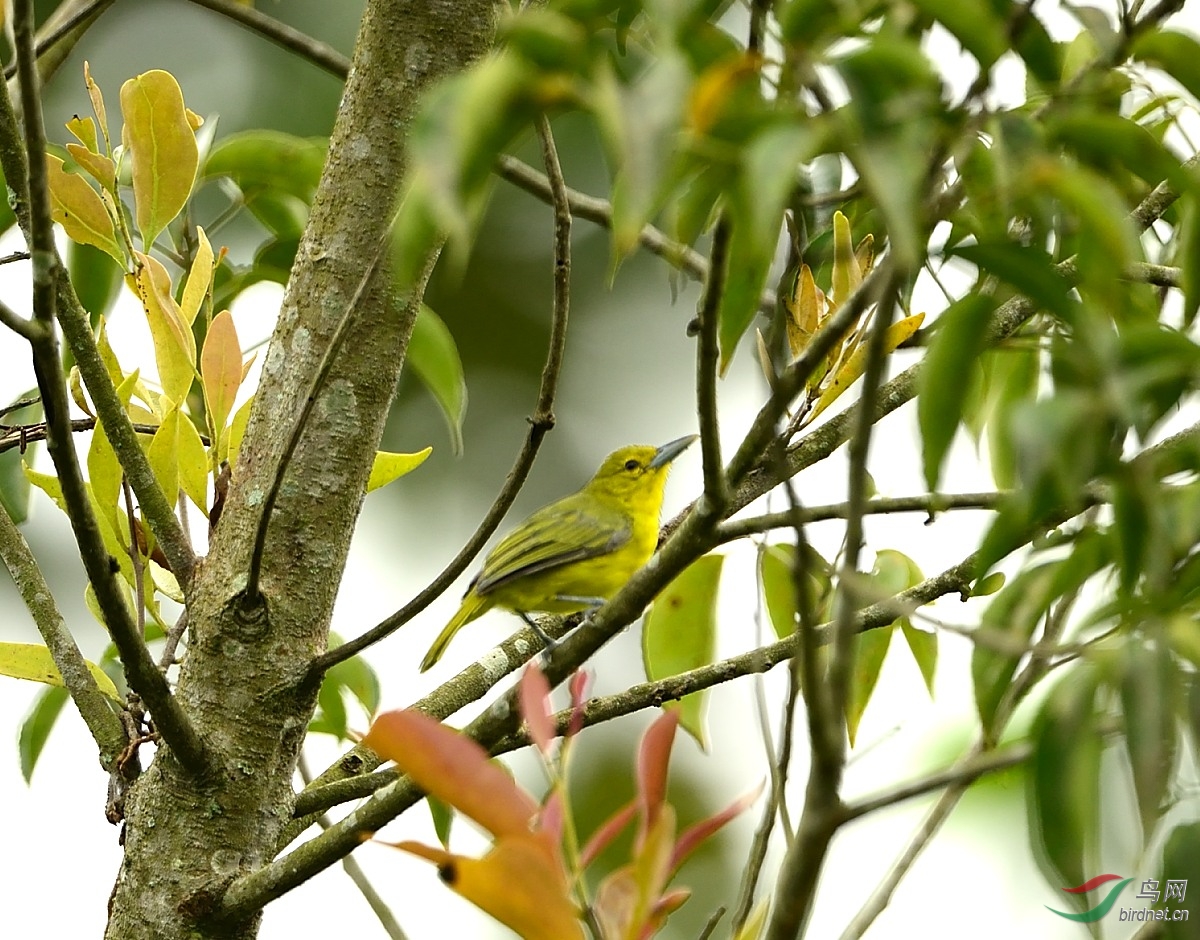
[
  {"x1": 716, "y1": 491, "x2": 1009, "y2": 544},
  {"x1": 181, "y1": 0, "x2": 352, "y2": 79},
  {"x1": 308, "y1": 115, "x2": 574, "y2": 678},
  {"x1": 495, "y1": 154, "x2": 780, "y2": 317},
  {"x1": 840, "y1": 742, "x2": 1031, "y2": 823},
  {"x1": 696, "y1": 214, "x2": 730, "y2": 510}
]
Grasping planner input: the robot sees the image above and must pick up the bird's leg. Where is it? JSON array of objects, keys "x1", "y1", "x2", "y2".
[
  {"x1": 554, "y1": 595, "x2": 608, "y2": 612},
  {"x1": 519, "y1": 611, "x2": 560, "y2": 652}
]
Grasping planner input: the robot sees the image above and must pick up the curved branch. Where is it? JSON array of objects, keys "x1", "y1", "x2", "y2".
[{"x1": 182, "y1": 0, "x2": 352, "y2": 78}]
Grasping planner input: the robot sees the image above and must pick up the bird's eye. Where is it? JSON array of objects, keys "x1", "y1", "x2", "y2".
[{"x1": 624, "y1": 459, "x2": 639, "y2": 472}]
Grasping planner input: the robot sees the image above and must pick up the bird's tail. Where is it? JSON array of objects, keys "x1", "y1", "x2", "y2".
[{"x1": 419, "y1": 590, "x2": 491, "y2": 672}]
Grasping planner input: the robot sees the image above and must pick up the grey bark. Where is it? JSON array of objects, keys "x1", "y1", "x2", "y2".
[{"x1": 103, "y1": 2, "x2": 499, "y2": 937}]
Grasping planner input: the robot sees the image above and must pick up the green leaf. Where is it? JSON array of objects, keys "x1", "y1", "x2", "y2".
[
  {"x1": 366, "y1": 447, "x2": 433, "y2": 492},
  {"x1": 643, "y1": 553, "x2": 724, "y2": 748},
  {"x1": 900, "y1": 621, "x2": 937, "y2": 696},
  {"x1": 982, "y1": 345, "x2": 1040, "y2": 490},
  {"x1": 120, "y1": 70, "x2": 199, "y2": 247},
  {"x1": 0, "y1": 641, "x2": 122, "y2": 702},
  {"x1": 1027, "y1": 666, "x2": 1102, "y2": 899},
  {"x1": 324, "y1": 634, "x2": 382, "y2": 718},
  {"x1": 18, "y1": 685, "x2": 69, "y2": 783},
  {"x1": 0, "y1": 395, "x2": 39, "y2": 524},
  {"x1": 1118, "y1": 640, "x2": 1178, "y2": 839},
  {"x1": 952, "y1": 243, "x2": 1075, "y2": 321},
  {"x1": 409, "y1": 306, "x2": 467, "y2": 455},
  {"x1": 918, "y1": 294, "x2": 996, "y2": 491},
  {"x1": 909, "y1": 0, "x2": 1009, "y2": 70},
  {"x1": 595, "y1": 49, "x2": 692, "y2": 259},
  {"x1": 201, "y1": 130, "x2": 326, "y2": 202},
  {"x1": 717, "y1": 124, "x2": 817, "y2": 373},
  {"x1": 758, "y1": 542, "x2": 832, "y2": 640},
  {"x1": 845, "y1": 624, "x2": 892, "y2": 747},
  {"x1": 428, "y1": 794, "x2": 455, "y2": 848},
  {"x1": 972, "y1": 537, "x2": 1106, "y2": 737},
  {"x1": 1133, "y1": 30, "x2": 1200, "y2": 114},
  {"x1": 1161, "y1": 821, "x2": 1200, "y2": 939},
  {"x1": 1046, "y1": 113, "x2": 1188, "y2": 192},
  {"x1": 67, "y1": 240, "x2": 124, "y2": 324}
]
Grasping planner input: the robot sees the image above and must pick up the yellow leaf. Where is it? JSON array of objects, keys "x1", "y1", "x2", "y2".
[
  {"x1": 394, "y1": 837, "x2": 583, "y2": 940},
  {"x1": 176, "y1": 411, "x2": 209, "y2": 511},
  {"x1": 830, "y1": 210, "x2": 861, "y2": 309},
  {"x1": 733, "y1": 899, "x2": 771, "y2": 940},
  {"x1": 0, "y1": 642, "x2": 121, "y2": 703},
  {"x1": 201, "y1": 309, "x2": 242, "y2": 439},
  {"x1": 809, "y1": 313, "x2": 925, "y2": 421},
  {"x1": 65, "y1": 115, "x2": 97, "y2": 152},
  {"x1": 120, "y1": 70, "x2": 198, "y2": 247},
  {"x1": 754, "y1": 328, "x2": 776, "y2": 389},
  {"x1": 45, "y1": 155, "x2": 123, "y2": 262},
  {"x1": 227, "y1": 395, "x2": 253, "y2": 466},
  {"x1": 96, "y1": 317, "x2": 124, "y2": 390},
  {"x1": 180, "y1": 227, "x2": 214, "y2": 326},
  {"x1": 84, "y1": 61, "x2": 110, "y2": 151},
  {"x1": 65, "y1": 142, "x2": 115, "y2": 193},
  {"x1": 69, "y1": 366, "x2": 92, "y2": 418},
  {"x1": 366, "y1": 447, "x2": 432, "y2": 492},
  {"x1": 785, "y1": 264, "x2": 821, "y2": 357},
  {"x1": 147, "y1": 408, "x2": 181, "y2": 511},
  {"x1": 127, "y1": 252, "x2": 196, "y2": 404}
]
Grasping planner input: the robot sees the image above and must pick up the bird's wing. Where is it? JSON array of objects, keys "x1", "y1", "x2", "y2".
[{"x1": 473, "y1": 495, "x2": 631, "y2": 596}]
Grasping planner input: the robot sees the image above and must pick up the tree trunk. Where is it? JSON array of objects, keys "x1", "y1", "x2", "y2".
[{"x1": 103, "y1": 2, "x2": 498, "y2": 936}]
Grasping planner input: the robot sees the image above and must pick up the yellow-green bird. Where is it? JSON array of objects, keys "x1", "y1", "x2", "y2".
[{"x1": 419, "y1": 435, "x2": 696, "y2": 672}]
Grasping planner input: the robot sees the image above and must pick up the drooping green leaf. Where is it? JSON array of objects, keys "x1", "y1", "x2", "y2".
[
  {"x1": 409, "y1": 306, "x2": 467, "y2": 455},
  {"x1": 643, "y1": 553, "x2": 724, "y2": 748},
  {"x1": 18, "y1": 685, "x2": 68, "y2": 783},
  {"x1": 845, "y1": 624, "x2": 892, "y2": 747},
  {"x1": 918, "y1": 293, "x2": 996, "y2": 491},
  {"x1": 1118, "y1": 640, "x2": 1178, "y2": 840},
  {"x1": 972, "y1": 536, "x2": 1106, "y2": 737},
  {"x1": 1027, "y1": 666, "x2": 1102, "y2": 898},
  {"x1": 120, "y1": 70, "x2": 199, "y2": 247},
  {"x1": 595, "y1": 49, "x2": 692, "y2": 259},
  {"x1": 1160, "y1": 820, "x2": 1200, "y2": 940},
  {"x1": 758, "y1": 542, "x2": 832, "y2": 640}
]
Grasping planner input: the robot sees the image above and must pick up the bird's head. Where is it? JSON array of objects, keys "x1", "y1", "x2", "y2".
[{"x1": 587, "y1": 435, "x2": 697, "y2": 504}]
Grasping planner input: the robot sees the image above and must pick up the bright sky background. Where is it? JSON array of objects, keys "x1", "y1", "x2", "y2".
[{"x1": 2, "y1": 3, "x2": 1200, "y2": 938}]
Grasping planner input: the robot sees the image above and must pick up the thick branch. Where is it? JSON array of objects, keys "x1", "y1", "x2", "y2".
[{"x1": 182, "y1": 0, "x2": 351, "y2": 78}]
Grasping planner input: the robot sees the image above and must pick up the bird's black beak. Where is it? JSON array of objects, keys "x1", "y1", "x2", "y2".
[{"x1": 649, "y1": 434, "x2": 698, "y2": 469}]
